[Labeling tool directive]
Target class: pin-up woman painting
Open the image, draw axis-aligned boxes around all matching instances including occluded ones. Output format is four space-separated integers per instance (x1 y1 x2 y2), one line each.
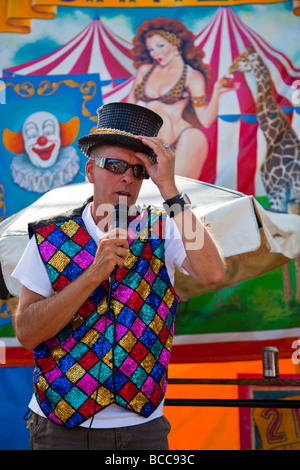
127 17 238 178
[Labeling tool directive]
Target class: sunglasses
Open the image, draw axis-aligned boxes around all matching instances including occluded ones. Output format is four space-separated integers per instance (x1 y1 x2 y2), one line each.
94 157 149 180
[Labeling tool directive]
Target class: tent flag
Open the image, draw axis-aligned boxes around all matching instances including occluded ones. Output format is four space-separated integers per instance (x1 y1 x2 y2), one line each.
0 1 57 34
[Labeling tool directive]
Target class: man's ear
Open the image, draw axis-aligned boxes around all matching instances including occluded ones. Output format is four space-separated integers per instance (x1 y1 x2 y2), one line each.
85 159 95 183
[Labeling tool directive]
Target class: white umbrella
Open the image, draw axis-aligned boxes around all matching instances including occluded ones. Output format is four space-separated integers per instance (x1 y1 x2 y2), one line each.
1 175 299 301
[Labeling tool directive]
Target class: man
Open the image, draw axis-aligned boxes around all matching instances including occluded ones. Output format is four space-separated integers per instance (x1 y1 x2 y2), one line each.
13 102 225 450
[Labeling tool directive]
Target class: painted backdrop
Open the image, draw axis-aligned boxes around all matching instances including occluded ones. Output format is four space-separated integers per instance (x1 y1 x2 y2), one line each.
0 0 300 450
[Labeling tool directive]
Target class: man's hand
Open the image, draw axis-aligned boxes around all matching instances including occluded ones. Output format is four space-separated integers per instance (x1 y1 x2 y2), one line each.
135 136 225 288
135 136 179 201
90 228 130 282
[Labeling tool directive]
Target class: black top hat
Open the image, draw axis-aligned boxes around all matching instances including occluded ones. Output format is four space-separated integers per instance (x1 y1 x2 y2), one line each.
78 102 163 163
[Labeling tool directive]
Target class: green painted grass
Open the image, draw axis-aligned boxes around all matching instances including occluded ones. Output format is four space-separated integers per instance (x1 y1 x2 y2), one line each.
175 264 300 335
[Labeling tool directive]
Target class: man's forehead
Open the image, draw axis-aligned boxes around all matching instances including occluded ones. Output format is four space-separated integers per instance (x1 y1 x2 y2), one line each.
91 144 130 156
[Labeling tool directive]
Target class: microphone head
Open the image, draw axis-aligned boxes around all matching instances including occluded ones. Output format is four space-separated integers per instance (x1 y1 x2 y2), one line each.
113 202 129 230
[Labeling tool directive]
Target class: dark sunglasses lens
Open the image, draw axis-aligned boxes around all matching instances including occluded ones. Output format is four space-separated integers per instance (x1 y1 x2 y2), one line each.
105 159 148 179
107 160 127 174
133 166 149 179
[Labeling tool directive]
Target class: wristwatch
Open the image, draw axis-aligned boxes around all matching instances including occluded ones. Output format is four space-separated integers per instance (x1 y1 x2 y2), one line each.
163 193 192 218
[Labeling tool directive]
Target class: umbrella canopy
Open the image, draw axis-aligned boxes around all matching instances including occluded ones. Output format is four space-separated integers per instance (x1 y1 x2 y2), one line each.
1 176 299 301
3 18 135 81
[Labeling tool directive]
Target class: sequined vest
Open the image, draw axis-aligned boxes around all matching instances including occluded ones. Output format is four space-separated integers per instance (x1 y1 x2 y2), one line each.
28 203 179 428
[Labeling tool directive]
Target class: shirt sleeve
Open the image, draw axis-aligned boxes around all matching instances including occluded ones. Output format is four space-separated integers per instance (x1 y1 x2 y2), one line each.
164 216 189 285
12 236 52 298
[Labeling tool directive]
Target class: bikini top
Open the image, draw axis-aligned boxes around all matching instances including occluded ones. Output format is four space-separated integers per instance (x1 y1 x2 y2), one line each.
134 63 190 105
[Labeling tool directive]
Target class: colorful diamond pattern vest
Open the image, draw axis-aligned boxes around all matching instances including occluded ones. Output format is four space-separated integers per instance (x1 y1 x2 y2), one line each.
29 204 179 428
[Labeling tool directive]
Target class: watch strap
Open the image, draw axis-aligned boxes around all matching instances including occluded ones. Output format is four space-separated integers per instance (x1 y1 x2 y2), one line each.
163 193 191 218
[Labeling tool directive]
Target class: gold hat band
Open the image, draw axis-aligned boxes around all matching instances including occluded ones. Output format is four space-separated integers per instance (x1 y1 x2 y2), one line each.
93 127 139 139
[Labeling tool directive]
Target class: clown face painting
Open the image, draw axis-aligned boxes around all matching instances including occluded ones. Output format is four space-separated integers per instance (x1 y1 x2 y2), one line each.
22 112 61 169
3 111 80 193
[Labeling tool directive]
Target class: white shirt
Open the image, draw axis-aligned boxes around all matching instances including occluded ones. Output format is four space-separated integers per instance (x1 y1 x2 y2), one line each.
13 203 188 428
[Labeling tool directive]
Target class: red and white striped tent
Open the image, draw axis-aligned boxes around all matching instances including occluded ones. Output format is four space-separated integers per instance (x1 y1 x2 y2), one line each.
103 7 300 197
2 18 135 81
194 7 300 197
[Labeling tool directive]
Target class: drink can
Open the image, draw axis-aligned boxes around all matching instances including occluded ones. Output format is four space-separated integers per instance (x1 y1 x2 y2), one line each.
262 347 279 378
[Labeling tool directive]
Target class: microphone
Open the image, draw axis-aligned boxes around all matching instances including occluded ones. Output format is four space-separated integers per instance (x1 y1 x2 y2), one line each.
110 202 129 283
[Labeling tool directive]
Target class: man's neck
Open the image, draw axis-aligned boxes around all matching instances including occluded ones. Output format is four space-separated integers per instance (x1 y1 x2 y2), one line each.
90 201 114 233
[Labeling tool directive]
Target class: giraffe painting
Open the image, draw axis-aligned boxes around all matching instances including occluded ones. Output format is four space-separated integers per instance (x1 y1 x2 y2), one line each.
229 45 300 300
